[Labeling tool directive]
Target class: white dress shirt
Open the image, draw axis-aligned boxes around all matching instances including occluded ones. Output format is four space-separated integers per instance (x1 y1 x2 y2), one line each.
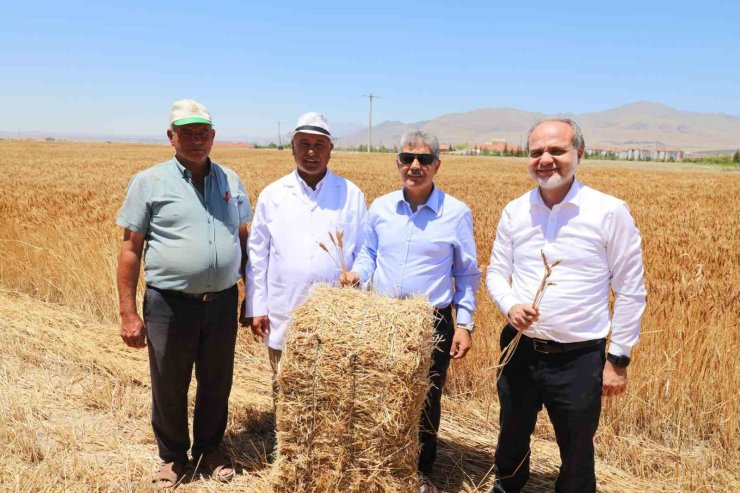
245 169 367 350
486 179 646 357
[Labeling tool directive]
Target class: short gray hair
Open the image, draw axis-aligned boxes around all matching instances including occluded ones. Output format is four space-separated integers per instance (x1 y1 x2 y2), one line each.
399 130 440 158
525 118 585 154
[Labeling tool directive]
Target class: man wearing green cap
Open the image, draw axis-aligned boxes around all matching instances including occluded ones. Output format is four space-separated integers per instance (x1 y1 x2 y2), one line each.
117 99 252 489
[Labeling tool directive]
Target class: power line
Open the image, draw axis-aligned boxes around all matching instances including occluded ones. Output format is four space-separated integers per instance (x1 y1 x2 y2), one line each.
363 93 379 153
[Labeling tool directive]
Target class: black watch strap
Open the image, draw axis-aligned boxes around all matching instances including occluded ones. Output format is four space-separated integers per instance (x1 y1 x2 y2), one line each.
607 353 631 368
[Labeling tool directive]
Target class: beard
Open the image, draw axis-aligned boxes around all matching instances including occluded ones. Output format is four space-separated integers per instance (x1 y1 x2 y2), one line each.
531 170 572 190
529 159 577 191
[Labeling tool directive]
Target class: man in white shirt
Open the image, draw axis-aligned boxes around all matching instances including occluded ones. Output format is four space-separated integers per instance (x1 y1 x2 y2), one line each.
486 119 646 493
244 112 367 392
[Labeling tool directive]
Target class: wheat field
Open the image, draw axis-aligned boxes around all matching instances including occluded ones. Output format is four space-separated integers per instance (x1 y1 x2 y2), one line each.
0 140 738 492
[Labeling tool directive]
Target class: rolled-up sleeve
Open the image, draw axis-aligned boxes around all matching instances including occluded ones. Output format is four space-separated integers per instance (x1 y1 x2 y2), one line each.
486 207 520 318
116 174 151 234
452 209 481 325
236 180 253 224
245 196 270 316
606 202 647 357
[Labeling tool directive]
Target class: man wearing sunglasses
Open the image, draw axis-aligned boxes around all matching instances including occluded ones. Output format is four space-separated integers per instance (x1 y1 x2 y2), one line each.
340 130 481 493
486 119 646 493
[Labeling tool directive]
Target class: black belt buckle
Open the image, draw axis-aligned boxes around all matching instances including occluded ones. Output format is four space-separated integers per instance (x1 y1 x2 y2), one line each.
532 338 552 354
201 292 215 302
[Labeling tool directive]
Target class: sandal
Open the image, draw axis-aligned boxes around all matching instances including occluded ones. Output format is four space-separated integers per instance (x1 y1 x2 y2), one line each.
151 461 186 491
419 473 439 493
198 449 235 483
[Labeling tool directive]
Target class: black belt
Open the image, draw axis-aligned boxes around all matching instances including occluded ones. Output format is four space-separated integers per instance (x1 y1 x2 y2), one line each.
147 284 235 303
523 334 604 355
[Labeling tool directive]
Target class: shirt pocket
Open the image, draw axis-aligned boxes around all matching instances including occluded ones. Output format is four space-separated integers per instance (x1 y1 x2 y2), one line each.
227 195 242 228
214 192 241 232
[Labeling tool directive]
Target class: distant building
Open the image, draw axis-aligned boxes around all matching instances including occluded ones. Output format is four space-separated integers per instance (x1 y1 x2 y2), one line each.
585 147 618 158
657 148 685 161
449 148 480 156
614 147 684 161
478 142 508 153
478 141 524 155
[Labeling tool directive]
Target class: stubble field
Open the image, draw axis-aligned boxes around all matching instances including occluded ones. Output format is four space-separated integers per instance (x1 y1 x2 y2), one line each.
0 140 738 492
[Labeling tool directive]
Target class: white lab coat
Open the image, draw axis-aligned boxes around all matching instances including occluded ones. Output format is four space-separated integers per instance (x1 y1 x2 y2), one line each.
245 169 367 349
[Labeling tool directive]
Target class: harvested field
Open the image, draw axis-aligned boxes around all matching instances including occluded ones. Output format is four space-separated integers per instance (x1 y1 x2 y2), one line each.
0 140 738 491
0 289 657 492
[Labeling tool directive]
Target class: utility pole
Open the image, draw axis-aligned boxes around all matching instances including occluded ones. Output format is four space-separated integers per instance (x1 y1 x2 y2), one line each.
363 93 379 153
277 121 282 149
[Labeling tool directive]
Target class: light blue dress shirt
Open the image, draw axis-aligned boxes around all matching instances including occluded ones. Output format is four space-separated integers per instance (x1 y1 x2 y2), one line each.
352 186 481 325
117 157 252 293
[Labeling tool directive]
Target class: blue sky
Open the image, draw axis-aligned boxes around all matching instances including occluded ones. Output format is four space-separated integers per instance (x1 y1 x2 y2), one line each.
2 0 738 140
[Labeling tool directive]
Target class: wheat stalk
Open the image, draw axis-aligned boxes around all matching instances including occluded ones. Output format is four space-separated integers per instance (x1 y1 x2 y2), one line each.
317 241 341 271
494 249 562 380
328 230 348 273
318 229 348 274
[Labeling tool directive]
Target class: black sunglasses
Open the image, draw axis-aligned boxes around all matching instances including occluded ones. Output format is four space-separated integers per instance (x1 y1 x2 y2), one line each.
397 152 436 166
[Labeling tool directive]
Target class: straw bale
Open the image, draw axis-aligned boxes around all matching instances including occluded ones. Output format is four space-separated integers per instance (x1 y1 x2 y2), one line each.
272 285 436 493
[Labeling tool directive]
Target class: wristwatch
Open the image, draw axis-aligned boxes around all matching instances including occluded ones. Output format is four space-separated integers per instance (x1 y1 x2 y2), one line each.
607 353 631 368
456 322 475 333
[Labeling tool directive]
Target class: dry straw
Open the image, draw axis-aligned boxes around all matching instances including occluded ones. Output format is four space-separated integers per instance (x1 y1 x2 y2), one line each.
271 285 436 492
0 287 683 492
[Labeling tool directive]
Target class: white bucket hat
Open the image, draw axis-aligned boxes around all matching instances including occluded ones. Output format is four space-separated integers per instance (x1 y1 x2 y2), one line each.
169 99 212 126
293 112 332 140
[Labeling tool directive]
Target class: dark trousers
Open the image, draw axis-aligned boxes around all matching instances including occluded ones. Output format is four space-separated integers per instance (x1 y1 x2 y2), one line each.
418 305 454 475
494 325 606 493
144 285 238 463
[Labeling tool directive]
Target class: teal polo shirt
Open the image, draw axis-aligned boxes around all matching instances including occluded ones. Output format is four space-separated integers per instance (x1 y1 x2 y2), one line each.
117 157 252 293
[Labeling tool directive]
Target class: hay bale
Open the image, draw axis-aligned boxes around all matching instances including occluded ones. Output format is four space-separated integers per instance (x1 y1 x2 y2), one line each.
271 285 436 493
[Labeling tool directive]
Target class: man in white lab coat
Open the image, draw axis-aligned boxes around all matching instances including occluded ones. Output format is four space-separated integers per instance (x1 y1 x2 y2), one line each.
244 112 367 389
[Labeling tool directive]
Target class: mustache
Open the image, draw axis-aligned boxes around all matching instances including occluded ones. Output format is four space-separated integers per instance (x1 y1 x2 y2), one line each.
407 170 424 176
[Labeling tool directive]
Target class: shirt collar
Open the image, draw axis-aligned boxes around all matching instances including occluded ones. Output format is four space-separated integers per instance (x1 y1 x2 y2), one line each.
396 185 442 215
530 178 582 209
562 178 582 206
172 156 213 179
293 169 330 194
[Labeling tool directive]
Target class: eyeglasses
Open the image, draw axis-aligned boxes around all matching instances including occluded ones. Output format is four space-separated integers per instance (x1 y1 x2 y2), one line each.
177 130 213 141
397 153 436 166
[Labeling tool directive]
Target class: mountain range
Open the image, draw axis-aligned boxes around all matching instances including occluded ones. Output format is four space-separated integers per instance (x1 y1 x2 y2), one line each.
336 102 740 152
